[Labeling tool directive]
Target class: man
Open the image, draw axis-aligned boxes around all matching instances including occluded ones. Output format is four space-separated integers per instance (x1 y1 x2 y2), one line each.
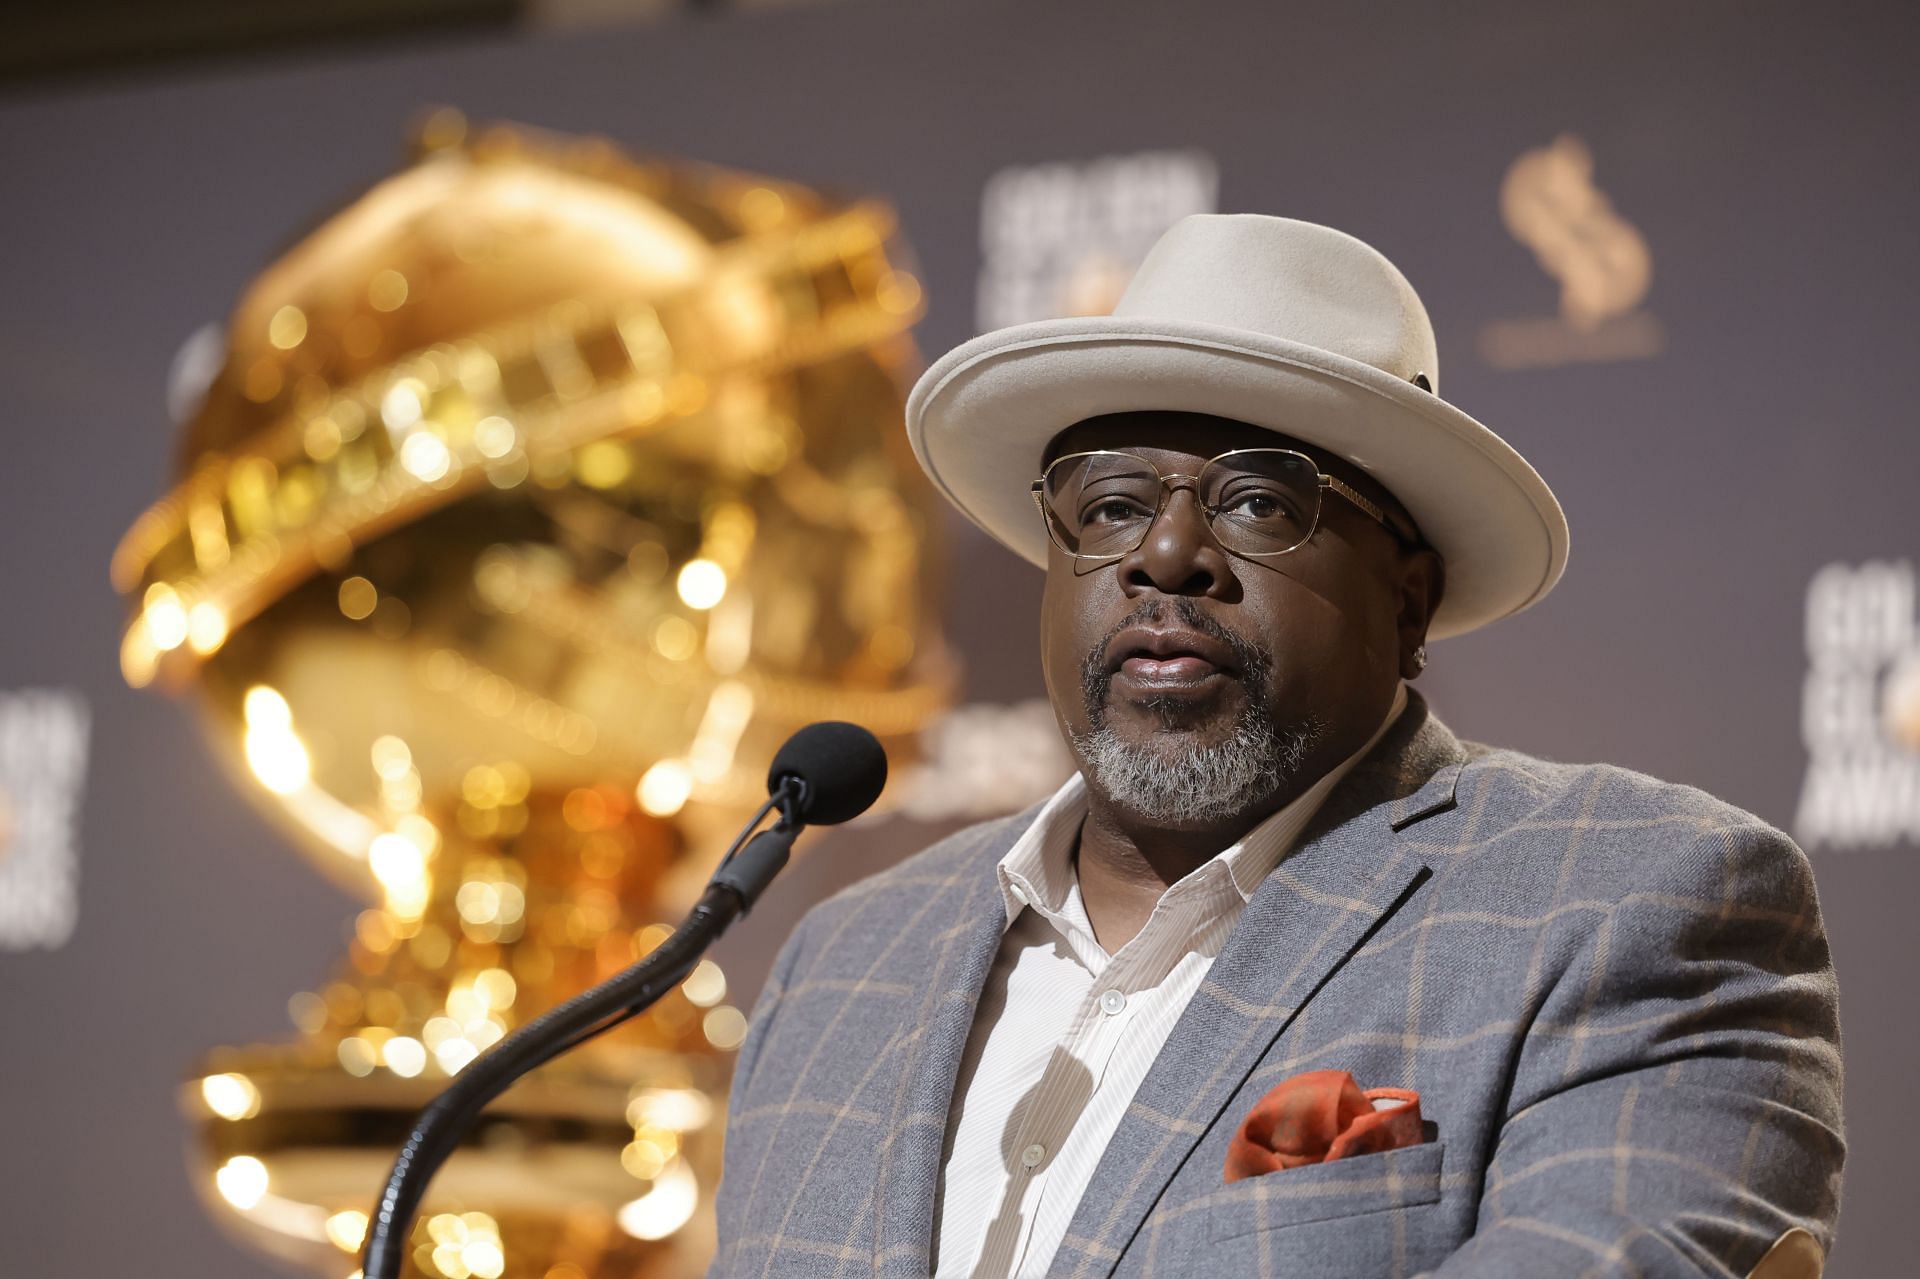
708 216 1843 1278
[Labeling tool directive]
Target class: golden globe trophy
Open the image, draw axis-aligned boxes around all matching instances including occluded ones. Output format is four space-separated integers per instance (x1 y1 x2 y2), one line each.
113 115 949 1278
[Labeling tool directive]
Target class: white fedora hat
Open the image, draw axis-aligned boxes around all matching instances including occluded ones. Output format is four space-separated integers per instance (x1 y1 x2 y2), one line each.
905 214 1569 639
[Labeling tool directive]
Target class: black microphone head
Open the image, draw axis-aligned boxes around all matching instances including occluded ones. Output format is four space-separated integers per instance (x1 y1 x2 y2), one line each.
767 721 888 826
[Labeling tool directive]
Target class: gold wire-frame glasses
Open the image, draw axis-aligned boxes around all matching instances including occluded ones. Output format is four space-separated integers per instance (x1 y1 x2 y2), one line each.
1031 447 1418 562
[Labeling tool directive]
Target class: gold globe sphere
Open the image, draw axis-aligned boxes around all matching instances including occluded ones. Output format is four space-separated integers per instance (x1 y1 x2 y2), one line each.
116 116 949 1278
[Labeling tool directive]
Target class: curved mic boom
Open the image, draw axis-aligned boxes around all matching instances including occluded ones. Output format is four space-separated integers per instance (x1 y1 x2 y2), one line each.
360 721 887 1278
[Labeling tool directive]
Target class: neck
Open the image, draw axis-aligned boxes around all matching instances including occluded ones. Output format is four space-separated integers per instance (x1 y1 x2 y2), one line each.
1069 691 1407 953
1071 743 1337 953
1076 777 1296 889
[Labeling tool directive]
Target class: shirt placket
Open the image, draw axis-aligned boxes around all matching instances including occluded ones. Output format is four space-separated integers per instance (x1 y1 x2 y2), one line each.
994 925 1109 1271
1001 873 1229 1275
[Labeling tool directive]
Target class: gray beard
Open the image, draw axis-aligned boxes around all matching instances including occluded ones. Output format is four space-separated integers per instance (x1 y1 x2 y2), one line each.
1068 599 1327 826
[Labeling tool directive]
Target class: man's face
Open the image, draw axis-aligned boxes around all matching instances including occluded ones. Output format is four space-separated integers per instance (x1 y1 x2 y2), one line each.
1039 411 1440 830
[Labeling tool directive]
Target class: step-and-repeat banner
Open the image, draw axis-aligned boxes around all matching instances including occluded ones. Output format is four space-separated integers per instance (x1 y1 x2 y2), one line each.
1 2 1913 1275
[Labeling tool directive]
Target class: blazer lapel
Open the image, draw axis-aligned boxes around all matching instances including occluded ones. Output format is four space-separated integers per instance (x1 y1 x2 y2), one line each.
873 808 1038 1275
1052 701 1469 1279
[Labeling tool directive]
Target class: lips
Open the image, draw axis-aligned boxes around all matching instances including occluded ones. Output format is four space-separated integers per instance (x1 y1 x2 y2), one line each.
1106 625 1238 687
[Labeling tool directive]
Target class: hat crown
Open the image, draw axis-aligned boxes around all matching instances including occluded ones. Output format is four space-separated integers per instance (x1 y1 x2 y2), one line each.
1114 214 1440 392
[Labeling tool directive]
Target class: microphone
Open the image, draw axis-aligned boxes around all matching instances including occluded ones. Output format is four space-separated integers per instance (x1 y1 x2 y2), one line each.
360 721 887 1279
708 721 887 907
770 719 890 826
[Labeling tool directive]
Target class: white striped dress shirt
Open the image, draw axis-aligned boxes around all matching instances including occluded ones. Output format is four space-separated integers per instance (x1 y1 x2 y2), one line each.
931 685 1407 1278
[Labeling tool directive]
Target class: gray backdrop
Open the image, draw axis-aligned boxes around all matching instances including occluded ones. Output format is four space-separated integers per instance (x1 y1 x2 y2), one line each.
1 1 1915 1274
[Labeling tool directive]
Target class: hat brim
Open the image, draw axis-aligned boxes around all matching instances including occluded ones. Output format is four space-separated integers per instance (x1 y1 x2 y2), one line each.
905 315 1569 640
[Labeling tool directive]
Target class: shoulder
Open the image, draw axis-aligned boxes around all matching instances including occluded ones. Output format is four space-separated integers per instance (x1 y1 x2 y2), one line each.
1447 744 1815 906
1460 742 1756 825
780 804 1040 958
1434 749 1835 1069
825 804 1040 907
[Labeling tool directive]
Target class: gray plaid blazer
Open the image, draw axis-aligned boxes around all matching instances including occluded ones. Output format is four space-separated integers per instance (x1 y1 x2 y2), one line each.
709 694 1844 1277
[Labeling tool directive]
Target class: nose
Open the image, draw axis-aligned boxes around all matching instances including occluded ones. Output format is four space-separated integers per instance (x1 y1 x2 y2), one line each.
1117 484 1233 598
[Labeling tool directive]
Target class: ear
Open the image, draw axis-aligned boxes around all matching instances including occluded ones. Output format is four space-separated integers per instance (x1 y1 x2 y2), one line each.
1393 547 1445 680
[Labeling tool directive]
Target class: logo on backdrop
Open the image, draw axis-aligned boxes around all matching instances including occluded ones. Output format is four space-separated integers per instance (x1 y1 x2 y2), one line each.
1480 133 1664 370
1795 560 1920 851
0 688 90 950
976 150 1219 331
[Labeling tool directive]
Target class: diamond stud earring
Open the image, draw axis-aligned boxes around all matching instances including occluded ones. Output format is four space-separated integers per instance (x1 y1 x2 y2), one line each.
1412 645 1428 672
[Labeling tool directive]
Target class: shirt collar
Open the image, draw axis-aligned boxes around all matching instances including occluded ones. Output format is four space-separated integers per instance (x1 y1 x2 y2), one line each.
995 773 1088 928
995 682 1409 928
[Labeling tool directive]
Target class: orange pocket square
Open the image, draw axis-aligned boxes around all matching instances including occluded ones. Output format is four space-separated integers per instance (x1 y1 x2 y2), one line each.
1223 1068 1425 1184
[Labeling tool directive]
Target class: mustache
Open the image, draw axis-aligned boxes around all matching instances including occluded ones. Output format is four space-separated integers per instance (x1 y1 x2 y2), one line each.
1080 598 1272 723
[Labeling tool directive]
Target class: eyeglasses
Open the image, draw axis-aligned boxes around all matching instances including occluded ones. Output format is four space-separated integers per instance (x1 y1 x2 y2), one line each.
1031 448 1417 562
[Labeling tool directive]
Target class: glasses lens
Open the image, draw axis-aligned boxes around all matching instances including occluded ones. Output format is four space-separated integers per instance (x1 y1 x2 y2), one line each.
1200 450 1322 556
1041 452 1162 558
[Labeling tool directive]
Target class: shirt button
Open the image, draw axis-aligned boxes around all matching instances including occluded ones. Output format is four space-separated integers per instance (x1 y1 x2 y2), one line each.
1020 1143 1046 1169
1099 989 1127 1016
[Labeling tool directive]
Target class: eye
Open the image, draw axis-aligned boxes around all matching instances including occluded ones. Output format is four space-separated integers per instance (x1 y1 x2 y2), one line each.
1217 488 1301 523
1081 495 1153 526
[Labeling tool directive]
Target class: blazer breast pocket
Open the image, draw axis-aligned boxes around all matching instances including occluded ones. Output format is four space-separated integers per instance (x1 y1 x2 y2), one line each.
1201 1140 1447 1242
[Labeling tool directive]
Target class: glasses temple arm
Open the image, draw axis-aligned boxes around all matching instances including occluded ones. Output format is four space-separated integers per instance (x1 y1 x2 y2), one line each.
1321 475 1421 548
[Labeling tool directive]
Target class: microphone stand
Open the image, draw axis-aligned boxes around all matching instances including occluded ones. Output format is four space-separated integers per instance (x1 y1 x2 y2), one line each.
360 779 809 1279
